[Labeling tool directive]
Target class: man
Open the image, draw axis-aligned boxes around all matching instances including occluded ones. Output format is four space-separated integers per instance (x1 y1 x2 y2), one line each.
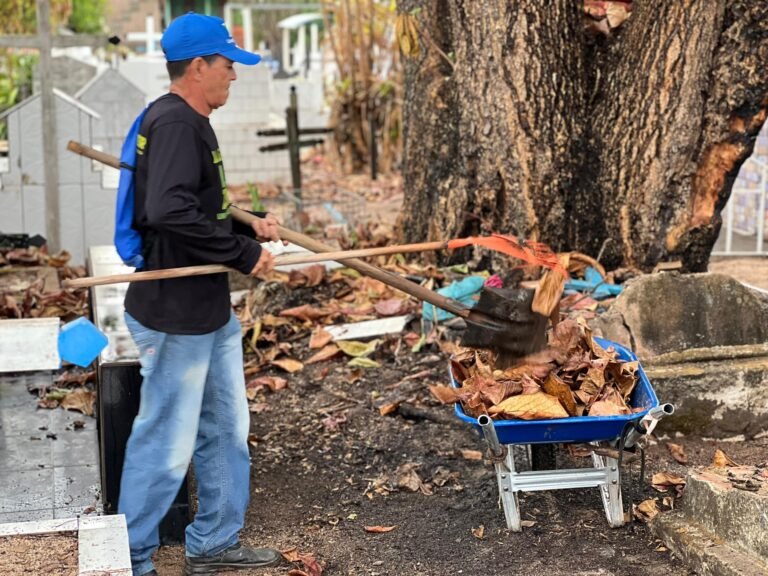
119 12 283 576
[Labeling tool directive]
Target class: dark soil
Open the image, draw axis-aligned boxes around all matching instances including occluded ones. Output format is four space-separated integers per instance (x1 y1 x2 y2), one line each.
153 340 766 576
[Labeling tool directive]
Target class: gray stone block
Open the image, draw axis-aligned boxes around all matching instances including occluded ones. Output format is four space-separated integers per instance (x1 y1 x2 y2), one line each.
591 273 768 359
652 469 768 575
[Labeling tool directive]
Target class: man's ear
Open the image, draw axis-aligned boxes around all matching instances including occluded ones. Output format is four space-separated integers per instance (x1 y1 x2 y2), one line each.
190 56 207 79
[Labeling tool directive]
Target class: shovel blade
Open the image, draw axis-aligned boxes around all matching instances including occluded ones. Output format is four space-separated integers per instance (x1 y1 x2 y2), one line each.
461 287 548 358
58 317 108 368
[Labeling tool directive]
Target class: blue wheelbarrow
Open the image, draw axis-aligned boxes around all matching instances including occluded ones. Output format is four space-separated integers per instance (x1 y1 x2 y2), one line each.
452 337 674 531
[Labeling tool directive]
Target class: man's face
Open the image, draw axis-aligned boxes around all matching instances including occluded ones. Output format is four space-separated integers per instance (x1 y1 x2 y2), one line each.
200 56 237 110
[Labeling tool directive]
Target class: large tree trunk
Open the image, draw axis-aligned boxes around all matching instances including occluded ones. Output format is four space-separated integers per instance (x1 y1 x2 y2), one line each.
400 0 768 272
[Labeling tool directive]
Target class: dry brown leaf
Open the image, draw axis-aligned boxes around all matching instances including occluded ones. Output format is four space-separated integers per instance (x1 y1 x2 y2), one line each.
666 442 688 464
279 304 331 323
634 499 660 522
542 372 577 415
588 400 630 417
378 402 400 416
488 392 568 420
471 525 485 539
287 264 325 288
247 376 288 394
262 314 292 327
271 358 304 373
309 327 333 349
364 525 397 533
374 298 409 316
532 266 567 317
396 463 424 492
299 264 326 287
651 472 686 492
60 388 95 417
460 449 483 461
281 548 301 562
712 448 739 468
296 552 324 576
428 384 461 404
306 344 340 364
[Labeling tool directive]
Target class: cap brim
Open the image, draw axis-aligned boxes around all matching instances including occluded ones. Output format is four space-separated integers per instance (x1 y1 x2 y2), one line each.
220 46 261 65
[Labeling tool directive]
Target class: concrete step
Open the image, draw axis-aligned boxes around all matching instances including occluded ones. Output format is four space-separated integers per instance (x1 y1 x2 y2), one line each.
652 468 768 576
653 513 768 576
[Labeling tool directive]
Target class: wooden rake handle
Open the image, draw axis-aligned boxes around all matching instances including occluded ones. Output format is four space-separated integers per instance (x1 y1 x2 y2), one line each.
62 241 447 289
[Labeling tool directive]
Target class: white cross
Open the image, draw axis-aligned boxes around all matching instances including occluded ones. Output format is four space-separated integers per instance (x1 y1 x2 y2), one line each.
127 15 163 55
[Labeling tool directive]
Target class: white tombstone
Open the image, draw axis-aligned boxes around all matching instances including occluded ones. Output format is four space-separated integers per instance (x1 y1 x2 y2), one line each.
117 54 169 104
0 90 106 265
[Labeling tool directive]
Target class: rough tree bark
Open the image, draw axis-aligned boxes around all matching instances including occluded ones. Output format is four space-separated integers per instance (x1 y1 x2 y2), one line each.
399 0 768 272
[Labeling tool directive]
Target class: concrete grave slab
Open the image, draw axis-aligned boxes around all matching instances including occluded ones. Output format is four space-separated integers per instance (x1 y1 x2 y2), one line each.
0 318 60 372
0 514 131 575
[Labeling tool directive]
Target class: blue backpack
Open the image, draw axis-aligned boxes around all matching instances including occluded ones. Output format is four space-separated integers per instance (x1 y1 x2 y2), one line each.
114 105 151 269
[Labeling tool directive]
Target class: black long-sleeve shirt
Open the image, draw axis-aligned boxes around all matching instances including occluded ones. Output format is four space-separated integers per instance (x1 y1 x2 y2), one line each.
124 93 261 334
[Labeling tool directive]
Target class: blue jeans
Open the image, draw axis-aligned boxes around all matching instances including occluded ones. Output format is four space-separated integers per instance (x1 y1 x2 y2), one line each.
120 312 251 576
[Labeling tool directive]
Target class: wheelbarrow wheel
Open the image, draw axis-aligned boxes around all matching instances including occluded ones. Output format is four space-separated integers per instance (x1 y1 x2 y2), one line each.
530 444 557 471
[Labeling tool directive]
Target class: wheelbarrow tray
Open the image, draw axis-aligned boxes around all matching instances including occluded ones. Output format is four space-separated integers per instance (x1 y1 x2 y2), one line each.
452 338 659 445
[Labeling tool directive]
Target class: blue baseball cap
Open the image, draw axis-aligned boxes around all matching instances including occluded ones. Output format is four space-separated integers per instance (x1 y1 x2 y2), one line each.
161 12 261 65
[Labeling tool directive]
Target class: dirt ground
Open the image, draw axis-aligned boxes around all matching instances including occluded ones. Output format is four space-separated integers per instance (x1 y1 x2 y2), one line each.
151 337 766 576
147 235 768 576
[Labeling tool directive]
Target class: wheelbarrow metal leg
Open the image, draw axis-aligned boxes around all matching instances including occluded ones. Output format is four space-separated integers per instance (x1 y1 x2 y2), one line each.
495 446 521 531
479 415 521 531
592 446 625 527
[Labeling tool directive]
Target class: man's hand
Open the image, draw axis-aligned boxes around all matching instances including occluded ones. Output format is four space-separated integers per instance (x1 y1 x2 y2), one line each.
250 248 274 277
250 213 281 242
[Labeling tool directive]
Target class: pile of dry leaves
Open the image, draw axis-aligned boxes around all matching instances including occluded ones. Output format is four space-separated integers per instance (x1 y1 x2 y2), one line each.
429 318 641 421
0 247 88 321
234 263 426 379
21 368 98 417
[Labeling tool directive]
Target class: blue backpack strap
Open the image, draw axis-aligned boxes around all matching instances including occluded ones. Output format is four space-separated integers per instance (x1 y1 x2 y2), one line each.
114 104 151 269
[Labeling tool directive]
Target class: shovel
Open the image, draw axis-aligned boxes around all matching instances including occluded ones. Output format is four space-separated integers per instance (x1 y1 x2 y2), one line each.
66 141 549 359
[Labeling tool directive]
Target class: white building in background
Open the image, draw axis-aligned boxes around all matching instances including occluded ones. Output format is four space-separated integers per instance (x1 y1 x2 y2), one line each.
275 12 324 75
715 126 768 256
